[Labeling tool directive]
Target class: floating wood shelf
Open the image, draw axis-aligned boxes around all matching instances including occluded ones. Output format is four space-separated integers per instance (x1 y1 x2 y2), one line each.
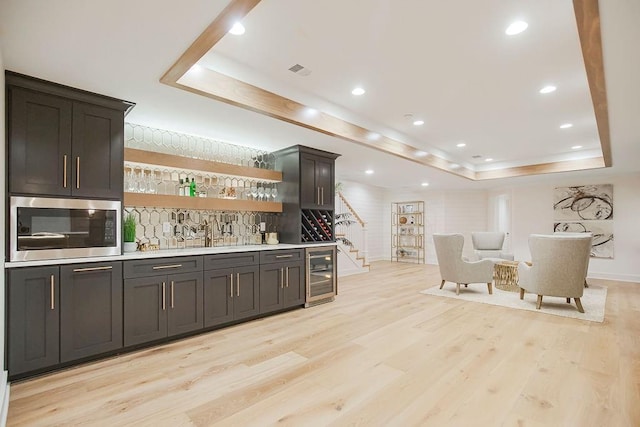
124 148 283 181
124 193 282 213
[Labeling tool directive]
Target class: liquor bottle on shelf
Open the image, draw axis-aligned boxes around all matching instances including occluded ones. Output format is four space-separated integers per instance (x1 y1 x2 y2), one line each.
178 178 185 196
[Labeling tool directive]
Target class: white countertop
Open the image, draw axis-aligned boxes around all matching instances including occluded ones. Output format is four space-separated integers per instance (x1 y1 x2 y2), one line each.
5 242 337 268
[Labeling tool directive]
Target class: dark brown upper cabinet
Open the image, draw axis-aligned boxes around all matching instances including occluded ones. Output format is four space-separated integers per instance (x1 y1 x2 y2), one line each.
6 71 135 199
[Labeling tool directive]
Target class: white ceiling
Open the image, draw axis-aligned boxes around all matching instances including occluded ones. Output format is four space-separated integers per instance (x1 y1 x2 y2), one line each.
0 0 638 190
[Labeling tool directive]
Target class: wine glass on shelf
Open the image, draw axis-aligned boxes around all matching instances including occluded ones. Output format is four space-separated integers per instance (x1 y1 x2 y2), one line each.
250 181 258 200
263 185 271 202
271 183 278 201
257 183 265 201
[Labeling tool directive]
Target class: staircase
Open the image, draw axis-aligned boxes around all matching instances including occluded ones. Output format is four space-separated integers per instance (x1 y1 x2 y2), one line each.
336 192 369 276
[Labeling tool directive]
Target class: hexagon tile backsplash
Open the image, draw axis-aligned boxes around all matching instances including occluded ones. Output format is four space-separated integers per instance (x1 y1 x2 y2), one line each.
124 207 279 249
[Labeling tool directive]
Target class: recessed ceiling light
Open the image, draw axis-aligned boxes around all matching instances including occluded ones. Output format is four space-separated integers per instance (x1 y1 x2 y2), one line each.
365 169 374 174
450 163 461 169
414 150 429 157
560 123 573 129
456 143 466 148
413 120 425 126
539 85 557 94
352 87 365 96
421 182 430 187
229 22 245 35
485 158 494 162
367 132 381 141
505 21 528 35
571 145 583 150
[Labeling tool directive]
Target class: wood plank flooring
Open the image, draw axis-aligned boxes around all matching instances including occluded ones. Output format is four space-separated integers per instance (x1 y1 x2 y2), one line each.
7 261 640 426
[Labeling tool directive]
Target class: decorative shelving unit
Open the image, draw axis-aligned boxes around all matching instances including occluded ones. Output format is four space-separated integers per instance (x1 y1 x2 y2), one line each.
124 148 283 213
391 201 425 263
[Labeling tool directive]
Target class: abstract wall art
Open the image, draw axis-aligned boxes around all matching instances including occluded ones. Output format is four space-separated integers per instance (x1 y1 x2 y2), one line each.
553 184 614 258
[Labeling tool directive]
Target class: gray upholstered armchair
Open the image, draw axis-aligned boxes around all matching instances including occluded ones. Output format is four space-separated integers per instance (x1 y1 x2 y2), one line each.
518 234 592 312
471 231 514 260
433 233 494 295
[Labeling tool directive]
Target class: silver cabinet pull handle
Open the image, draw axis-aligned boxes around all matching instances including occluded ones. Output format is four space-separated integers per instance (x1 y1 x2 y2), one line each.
275 254 293 259
152 264 182 270
286 267 289 287
230 273 234 298
76 156 80 189
321 187 324 205
162 282 166 310
170 281 174 308
236 273 240 297
317 187 321 205
280 268 284 288
72 266 113 272
50 275 55 310
63 155 68 188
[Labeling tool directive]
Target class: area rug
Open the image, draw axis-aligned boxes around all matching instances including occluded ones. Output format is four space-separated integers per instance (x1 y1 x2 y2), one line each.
420 283 607 323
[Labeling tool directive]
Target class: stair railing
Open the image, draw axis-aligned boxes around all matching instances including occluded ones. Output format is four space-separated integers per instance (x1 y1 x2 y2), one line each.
336 192 368 266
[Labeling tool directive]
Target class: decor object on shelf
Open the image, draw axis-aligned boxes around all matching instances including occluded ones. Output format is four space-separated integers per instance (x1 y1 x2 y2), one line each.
433 233 494 295
391 201 424 263
471 231 514 260
518 234 592 313
553 184 614 258
123 213 137 252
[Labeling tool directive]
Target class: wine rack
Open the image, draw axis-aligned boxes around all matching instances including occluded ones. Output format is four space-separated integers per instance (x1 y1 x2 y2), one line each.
301 209 334 242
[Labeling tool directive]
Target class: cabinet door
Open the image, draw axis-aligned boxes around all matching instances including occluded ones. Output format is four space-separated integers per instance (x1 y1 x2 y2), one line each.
203 268 234 328
259 264 284 314
315 158 334 209
9 87 72 196
124 277 167 346
71 102 124 199
8 266 60 376
283 262 305 308
234 265 260 320
167 271 204 337
300 154 318 207
59 263 123 363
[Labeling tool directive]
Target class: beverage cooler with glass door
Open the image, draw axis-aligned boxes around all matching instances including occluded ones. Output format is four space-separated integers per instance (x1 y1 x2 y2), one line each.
305 246 337 307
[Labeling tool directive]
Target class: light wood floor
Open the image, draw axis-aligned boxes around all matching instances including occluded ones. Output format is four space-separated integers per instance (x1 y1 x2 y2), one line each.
7 261 640 426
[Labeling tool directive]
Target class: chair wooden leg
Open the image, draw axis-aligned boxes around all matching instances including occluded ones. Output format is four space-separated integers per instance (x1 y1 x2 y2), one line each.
487 282 493 295
464 284 468 288
440 279 445 289
519 288 525 300
456 283 461 295
584 280 588 288
536 295 543 309
566 297 571 303
575 298 585 313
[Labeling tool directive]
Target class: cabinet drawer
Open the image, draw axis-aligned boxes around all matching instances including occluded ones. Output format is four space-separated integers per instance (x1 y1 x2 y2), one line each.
260 249 304 264
204 252 259 270
124 256 202 279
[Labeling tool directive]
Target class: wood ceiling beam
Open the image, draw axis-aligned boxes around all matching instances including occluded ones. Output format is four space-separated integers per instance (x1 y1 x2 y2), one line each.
161 0 611 181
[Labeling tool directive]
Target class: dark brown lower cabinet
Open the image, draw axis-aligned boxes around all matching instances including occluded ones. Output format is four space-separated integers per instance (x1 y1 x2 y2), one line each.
8 262 122 377
204 265 260 328
8 266 60 376
59 263 123 362
259 261 305 313
124 271 203 347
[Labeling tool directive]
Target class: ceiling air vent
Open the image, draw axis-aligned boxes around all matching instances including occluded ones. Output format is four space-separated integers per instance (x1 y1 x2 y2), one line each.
472 155 482 159
288 63 312 76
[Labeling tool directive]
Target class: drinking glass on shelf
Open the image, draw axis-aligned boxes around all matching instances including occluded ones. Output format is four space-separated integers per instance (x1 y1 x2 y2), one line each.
271 183 278 201
263 185 272 201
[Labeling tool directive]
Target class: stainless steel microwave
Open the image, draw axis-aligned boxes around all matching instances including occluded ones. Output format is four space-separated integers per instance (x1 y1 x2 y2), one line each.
10 196 121 262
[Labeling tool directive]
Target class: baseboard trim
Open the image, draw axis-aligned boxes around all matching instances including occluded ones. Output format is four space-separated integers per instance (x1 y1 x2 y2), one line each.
588 272 640 283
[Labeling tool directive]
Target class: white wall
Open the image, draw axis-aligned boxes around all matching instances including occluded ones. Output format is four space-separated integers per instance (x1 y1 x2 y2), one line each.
336 179 387 261
384 189 488 264
508 173 640 282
